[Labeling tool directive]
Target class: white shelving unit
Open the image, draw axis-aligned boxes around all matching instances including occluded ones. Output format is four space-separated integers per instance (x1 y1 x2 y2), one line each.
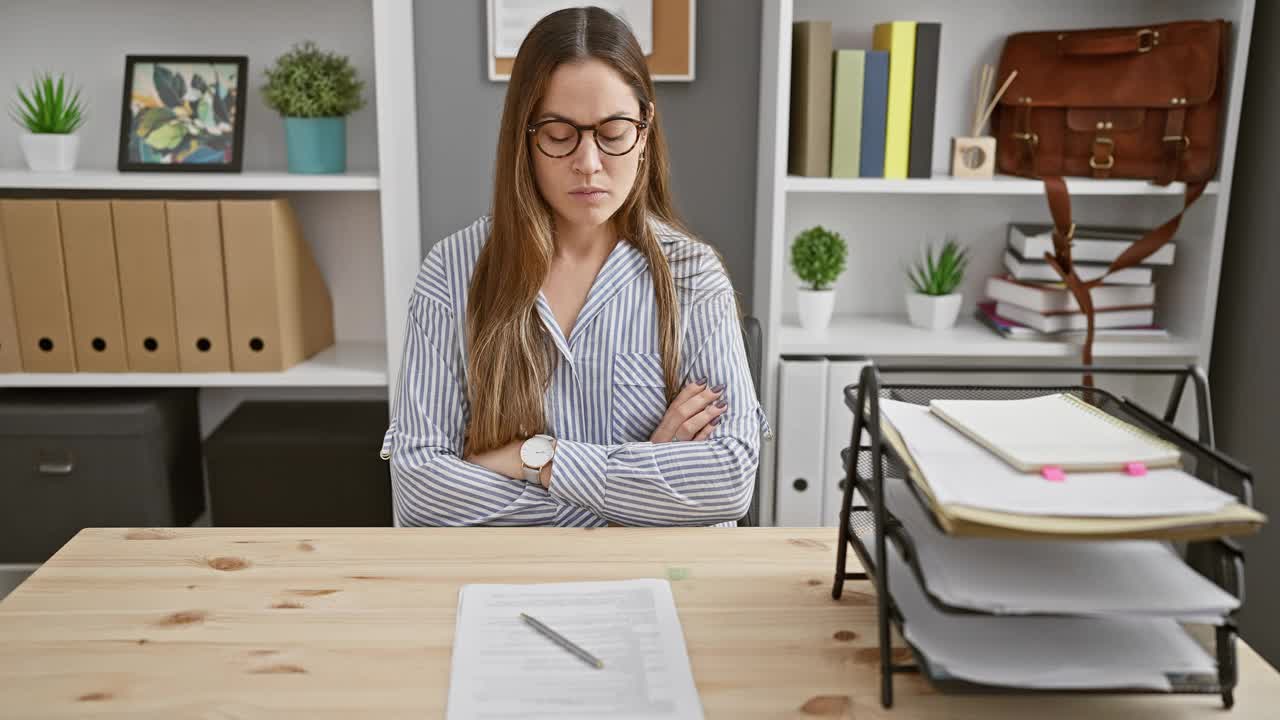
754 0 1256 526
0 1 422 583
0 0 420 404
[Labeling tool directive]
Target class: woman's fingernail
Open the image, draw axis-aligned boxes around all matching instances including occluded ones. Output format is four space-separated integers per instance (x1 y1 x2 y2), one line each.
711 383 726 393
715 398 727 408
711 415 723 425
696 376 708 386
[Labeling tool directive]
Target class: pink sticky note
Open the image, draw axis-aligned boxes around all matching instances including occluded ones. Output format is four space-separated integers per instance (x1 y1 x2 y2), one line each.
1126 462 1148 477
1041 466 1066 482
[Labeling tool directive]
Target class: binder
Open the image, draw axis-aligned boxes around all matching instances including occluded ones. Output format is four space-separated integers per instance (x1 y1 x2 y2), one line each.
0 200 76 372
830 50 865 179
858 50 889 178
822 361 869 526
774 358 828 526
0 214 21 372
907 22 941 179
111 200 180 372
166 201 232 372
787 21 833 177
872 21 916 179
219 198 334 372
57 200 129 372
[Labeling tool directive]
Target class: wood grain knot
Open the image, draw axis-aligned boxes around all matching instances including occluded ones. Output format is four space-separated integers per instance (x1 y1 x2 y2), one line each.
136 638 150 645
788 538 829 550
77 691 113 702
186 585 198 590
248 649 279 657
297 542 316 552
807 578 823 586
800 695 851 715
271 601 305 610
833 630 858 642
286 589 339 597
249 664 307 674
125 529 175 540
347 575 391 581
208 556 250 571
156 610 207 627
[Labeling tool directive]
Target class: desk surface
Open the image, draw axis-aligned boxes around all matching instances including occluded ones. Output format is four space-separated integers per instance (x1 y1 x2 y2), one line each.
0 527 1276 718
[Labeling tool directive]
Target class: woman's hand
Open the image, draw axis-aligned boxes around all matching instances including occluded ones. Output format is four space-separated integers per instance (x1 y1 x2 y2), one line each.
649 380 727 443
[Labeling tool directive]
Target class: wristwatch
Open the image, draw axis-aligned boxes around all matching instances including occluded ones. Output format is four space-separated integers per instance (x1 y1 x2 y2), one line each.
520 434 557 484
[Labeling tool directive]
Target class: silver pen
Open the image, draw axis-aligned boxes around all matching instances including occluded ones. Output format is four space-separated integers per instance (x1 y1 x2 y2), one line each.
519 612 605 669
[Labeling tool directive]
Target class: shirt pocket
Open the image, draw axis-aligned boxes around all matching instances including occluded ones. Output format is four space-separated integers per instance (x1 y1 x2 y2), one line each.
611 352 668 443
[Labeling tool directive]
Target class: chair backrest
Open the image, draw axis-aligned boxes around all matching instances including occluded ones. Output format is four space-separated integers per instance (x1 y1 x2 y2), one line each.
740 316 763 526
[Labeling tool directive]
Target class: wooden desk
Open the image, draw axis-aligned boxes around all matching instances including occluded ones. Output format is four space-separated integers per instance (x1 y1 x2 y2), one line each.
0 527 1276 718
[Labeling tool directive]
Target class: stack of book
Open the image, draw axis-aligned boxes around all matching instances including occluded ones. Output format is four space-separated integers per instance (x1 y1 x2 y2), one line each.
976 223 1175 342
788 20 940 180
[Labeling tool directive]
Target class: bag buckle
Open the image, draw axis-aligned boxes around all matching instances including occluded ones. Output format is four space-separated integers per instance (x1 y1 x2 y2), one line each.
1012 131 1038 146
1137 28 1159 53
1090 137 1115 170
1163 135 1191 149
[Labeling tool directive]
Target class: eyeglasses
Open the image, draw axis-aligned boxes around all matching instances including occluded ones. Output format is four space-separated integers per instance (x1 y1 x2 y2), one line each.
527 117 648 158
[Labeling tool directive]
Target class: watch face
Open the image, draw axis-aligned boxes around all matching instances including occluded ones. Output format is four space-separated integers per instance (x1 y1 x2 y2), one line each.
521 436 554 467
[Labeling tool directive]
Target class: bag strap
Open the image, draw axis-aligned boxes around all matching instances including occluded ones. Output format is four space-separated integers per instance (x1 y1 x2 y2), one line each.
1040 177 1206 383
1059 28 1160 57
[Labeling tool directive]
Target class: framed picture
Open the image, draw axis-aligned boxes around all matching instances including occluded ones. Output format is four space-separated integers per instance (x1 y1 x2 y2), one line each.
118 55 248 172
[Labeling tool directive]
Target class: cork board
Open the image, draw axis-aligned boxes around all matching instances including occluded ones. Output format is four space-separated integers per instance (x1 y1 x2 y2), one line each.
487 0 695 82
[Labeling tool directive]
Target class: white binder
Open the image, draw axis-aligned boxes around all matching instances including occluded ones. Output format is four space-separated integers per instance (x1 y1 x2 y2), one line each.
774 358 828 526
822 361 870 526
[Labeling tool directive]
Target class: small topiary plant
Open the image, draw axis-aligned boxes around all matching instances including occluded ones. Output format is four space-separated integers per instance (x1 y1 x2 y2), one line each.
261 41 365 118
790 225 848 291
908 237 969 296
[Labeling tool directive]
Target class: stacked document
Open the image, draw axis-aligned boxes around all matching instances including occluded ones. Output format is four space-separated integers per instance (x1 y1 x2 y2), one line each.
859 514 1219 691
880 476 1239 622
447 579 704 719
875 398 1265 540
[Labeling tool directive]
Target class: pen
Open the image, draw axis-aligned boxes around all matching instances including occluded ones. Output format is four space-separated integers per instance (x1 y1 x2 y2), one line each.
519 612 605 669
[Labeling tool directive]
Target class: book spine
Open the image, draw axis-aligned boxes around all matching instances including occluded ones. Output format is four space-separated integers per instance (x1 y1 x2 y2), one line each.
873 21 915 179
859 51 889 178
830 50 865 178
908 23 940 179
788 22 834 177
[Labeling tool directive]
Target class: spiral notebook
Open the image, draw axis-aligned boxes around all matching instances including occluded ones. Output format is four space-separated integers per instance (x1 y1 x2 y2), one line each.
928 393 1182 473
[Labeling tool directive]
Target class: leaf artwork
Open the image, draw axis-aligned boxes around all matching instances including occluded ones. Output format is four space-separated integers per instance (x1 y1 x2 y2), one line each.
129 62 238 165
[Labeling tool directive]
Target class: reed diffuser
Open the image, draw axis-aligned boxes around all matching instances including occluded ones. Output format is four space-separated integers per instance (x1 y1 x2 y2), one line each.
950 64 1016 178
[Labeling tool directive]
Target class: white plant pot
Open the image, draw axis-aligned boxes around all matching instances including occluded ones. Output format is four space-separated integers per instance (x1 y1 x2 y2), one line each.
19 133 80 172
906 292 963 330
796 288 836 331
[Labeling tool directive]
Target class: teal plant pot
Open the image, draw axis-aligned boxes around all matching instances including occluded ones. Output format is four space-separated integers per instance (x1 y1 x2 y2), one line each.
284 116 347 174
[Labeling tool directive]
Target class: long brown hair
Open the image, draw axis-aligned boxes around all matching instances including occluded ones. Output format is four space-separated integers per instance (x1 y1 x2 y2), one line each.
464 6 690 456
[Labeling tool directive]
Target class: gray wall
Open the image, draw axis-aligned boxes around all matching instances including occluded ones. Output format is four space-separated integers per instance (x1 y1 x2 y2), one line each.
414 1 762 312
1211 2 1280 668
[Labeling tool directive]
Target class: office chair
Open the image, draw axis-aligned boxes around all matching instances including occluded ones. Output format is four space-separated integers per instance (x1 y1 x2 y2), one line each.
739 316 764 526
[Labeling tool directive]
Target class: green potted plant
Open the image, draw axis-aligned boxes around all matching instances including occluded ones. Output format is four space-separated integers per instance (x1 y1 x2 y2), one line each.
790 225 848 331
11 72 86 172
261 41 365 174
906 236 969 330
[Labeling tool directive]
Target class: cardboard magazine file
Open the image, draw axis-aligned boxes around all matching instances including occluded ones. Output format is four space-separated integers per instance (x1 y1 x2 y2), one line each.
0 200 76 372
218 198 334 372
0 210 23 372
111 200 180 372
166 201 232 372
58 200 129 372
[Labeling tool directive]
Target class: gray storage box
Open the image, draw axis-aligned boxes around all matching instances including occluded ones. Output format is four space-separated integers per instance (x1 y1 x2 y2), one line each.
204 401 391 527
0 389 204 563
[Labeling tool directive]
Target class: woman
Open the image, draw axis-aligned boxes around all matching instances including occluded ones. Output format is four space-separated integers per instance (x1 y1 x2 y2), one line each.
381 6 770 527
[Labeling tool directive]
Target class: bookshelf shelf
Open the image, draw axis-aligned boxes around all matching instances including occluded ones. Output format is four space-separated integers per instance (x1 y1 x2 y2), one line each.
777 315 1199 358
786 174 1222 196
0 341 388 388
0 169 380 192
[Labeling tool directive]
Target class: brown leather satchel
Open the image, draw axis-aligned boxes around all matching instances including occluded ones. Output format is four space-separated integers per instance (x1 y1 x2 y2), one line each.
991 21 1229 369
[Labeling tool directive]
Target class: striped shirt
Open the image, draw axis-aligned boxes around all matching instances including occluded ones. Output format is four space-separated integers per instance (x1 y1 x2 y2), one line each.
381 215 771 527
